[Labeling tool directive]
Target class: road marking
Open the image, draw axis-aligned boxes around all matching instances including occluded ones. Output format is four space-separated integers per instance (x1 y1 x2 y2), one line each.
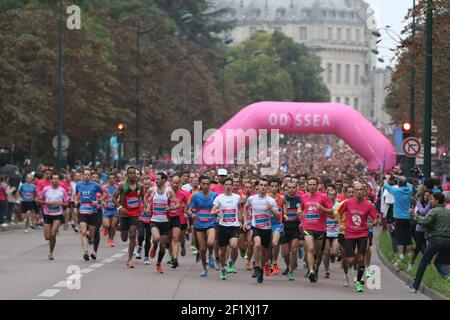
38 289 60 297
80 268 94 274
111 253 125 258
53 281 68 288
101 258 115 263
67 274 83 281
90 263 104 268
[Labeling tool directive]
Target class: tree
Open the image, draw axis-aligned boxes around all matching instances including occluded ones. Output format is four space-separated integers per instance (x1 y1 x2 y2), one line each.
384 0 449 144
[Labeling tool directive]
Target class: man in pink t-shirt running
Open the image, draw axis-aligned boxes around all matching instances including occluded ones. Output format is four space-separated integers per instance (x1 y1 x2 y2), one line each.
338 182 379 293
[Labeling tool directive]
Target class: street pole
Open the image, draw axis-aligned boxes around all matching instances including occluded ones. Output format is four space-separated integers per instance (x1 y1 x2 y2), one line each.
406 0 417 177
56 0 64 171
423 0 433 178
135 24 141 166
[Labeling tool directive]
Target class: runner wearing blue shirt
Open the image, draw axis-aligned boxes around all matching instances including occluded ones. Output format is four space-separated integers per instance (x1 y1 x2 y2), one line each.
18 174 36 233
189 175 217 277
74 169 106 261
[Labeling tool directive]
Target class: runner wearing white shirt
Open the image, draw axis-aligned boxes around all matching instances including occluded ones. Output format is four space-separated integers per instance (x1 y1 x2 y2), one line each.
37 174 69 260
244 178 280 283
211 178 242 280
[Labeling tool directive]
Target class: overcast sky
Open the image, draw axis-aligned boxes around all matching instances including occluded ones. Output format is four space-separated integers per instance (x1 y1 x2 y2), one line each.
365 0 415 67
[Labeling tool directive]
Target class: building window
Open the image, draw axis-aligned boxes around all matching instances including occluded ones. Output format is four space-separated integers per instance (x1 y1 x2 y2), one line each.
328 27 332 40
299 27 308 40
327 63 333 84
345 64 351 85
337 28 342 41
249 26 257 35
336 64 341 84
346 28 351 42
354 98 359 110
345 97 350 105
355 29 361 43
336 97 341 103
354 64 360 85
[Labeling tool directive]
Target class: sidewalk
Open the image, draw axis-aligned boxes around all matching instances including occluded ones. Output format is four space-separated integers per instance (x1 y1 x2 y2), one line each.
0 221 25 232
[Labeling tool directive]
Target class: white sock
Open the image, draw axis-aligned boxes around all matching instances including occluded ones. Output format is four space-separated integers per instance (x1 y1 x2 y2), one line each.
399 254 404 260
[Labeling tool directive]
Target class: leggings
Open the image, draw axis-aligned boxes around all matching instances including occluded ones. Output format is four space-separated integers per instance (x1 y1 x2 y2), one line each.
138 221 152 258
94 210 102 253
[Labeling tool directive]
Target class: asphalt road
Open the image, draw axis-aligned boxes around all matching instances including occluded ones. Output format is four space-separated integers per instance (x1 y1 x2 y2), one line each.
0 226 429 300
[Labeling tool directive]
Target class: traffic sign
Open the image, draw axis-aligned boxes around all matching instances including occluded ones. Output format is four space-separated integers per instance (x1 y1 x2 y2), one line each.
402 137 422 158
52 135 70 150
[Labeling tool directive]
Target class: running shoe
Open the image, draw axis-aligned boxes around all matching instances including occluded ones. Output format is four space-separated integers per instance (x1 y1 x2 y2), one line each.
103 228 108 236
325 271 330 278
256 267 264 283
127 261 135 268
136 246 142 259
171 258 179 269
83 252 90 261
48 253 54 261
263 264 271 277
200 268 208 277
144 257 150 265
150 245 156 259
74 225 80 233
167 256 173 265
185 233 190 241
308 270 315 283
282 268 289 276
271 263 280 275
407 283 417 293
355 281 364 292
181 245 186 257
337 254 342 262
240 251 245 258
220 268 227 280
251 268 258 278
156 264 164 273
287 272 294 281
365 269 373 279
227 262 237 274
303 262 308 270
191 245 197 254
330 255 336 263
208 256 216 269
25 228 29 233
343 275 349 287
90 253 97 261
196 252 200 262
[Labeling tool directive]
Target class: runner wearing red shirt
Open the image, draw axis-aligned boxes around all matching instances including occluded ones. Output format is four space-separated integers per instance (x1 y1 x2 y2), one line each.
112 167 144 268
338 182 379 292
300 177 334 283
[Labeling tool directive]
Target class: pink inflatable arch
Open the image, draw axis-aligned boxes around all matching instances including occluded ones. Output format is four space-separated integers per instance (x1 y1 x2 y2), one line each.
202 102 396 171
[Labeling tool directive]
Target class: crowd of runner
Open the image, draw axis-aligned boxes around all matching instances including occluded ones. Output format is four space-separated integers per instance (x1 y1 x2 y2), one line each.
3 160 449 293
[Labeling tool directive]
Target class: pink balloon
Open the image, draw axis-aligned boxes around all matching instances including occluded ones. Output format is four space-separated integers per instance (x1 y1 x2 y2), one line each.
202 102 396 171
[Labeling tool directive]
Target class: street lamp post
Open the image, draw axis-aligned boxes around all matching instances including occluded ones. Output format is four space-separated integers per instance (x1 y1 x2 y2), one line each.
406 0 417 176
56 0 64 171
423 0 433 178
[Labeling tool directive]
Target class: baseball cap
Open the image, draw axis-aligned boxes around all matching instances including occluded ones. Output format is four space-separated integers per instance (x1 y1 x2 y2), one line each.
218 169 228 176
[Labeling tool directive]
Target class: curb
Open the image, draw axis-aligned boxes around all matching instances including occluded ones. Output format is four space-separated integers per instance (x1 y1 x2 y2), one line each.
376 231 449 301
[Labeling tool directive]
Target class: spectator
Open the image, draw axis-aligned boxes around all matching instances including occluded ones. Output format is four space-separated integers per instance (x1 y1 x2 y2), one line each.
384 176 414 266
444 191 450 210
0 176 8 227
408 192 450 292
6 181 18 225
381 175 397 253
408 190 433 271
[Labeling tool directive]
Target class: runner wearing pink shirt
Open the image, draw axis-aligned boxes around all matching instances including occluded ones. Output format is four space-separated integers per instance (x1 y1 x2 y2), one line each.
168 174 190 268
300 177 334 283
338 182 379 292
38 174 69 260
